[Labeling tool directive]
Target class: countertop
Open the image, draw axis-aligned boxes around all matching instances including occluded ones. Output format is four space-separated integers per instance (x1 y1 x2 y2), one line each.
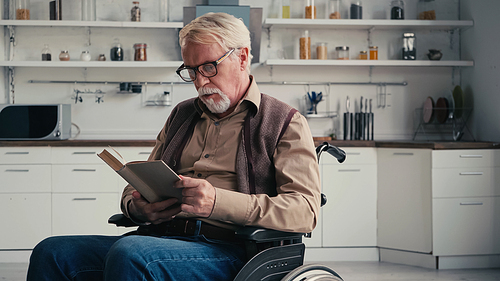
1 139 499 150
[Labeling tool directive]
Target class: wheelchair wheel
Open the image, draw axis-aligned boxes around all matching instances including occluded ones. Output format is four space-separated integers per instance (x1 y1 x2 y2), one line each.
280 263 343 281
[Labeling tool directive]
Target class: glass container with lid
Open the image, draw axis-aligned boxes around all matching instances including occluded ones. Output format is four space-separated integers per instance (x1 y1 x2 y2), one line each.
134 43 147 61
131 1 141 22
59 50 70 61
80 51 91 61
98 54 106 61
350 0 362 19
42 44 52 61
369 46 378 60
316 42 328 60
299 30 311 59
16 0 30 20
418 0 436 20
110 39 123 61
305 0 316 19
282 0 290 18
329 0 341 19
390 0 404 20
358 50 367 60
336 46 349 60
81 0 96 21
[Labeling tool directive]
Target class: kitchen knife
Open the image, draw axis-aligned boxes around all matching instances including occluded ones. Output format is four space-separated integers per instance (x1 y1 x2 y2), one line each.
360 96 364 140
370 99 374 140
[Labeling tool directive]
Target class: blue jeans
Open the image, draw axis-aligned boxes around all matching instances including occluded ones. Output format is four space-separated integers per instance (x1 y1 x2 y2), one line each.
27 234 246 281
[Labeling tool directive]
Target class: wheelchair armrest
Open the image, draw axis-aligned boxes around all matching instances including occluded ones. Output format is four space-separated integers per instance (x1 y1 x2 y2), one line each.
108 213 138 227
235 226 304 243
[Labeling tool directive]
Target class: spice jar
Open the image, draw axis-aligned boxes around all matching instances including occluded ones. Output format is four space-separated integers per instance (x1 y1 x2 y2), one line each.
134 43 147 61
16 0 30 20
350 1 362 19
299 30 311 60
131 1 141 22
358 50 368 60
282 0 290 18
98 54 106 61
369 46 378 60
41 44 52 61
80 51 91 61
336 46 349 60
316 43 328 60
403 33 416 60
390 0 405 20
305 0 316 19
59 50 70 61
329 0 341 19
110 39 123 61
418 0 436 20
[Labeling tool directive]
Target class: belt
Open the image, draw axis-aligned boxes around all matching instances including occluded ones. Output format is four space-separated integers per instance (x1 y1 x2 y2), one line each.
137 218 236 242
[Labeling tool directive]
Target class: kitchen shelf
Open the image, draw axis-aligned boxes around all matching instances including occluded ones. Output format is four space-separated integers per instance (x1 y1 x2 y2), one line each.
265 59 474 67
263 19 474 31
0 20 183 29
0 61 183 68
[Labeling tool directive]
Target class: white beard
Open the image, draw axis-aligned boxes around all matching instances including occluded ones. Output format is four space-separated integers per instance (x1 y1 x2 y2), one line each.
198 87 231 114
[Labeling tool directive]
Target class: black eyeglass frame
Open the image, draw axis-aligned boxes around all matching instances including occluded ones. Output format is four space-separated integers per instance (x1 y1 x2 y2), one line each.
176 48 236 82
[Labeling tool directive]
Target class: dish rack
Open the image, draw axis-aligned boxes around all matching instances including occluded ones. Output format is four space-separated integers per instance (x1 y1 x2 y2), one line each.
413 108 474 141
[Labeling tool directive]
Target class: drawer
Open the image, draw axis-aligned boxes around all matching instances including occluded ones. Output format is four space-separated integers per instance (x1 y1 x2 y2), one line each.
0 164 51 193
0 147 51 164
433 197 500 256
432 150 494 168
116 147 153 162
0 193 51 249
51 147 107 164
52 164 118 193
432 167 498 198
52 193 119 236
320 147 376 165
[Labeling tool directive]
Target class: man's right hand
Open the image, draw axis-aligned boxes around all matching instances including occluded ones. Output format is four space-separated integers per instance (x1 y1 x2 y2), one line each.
128 191 182 225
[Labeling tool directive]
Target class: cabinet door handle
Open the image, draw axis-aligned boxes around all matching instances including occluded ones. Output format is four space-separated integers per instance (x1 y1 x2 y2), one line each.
460 202 483 206
346 152 361 156
393 153 414 156
338 169 361 172
72 198 97 201
5 169 29 172
5 152 29 155
72 152 96 155
459 155 483 158
459 172 484 176
138 152 150 155
72 169 97 172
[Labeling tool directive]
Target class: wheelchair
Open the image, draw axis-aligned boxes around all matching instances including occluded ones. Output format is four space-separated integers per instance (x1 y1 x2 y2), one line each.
108 142 345 281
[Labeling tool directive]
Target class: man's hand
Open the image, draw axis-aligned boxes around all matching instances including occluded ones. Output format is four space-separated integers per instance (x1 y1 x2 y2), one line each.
175 175 216 217
129 191 182 225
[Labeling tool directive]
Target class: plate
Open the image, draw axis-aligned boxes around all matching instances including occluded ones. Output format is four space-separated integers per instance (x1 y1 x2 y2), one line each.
435 97 449 124
423 96 434 123
453 85 464 119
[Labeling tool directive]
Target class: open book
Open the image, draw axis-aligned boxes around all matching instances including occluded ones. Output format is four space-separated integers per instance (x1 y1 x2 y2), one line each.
97 149 182 203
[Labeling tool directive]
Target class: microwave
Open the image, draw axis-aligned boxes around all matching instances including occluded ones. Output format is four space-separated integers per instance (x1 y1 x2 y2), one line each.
0 104 71 140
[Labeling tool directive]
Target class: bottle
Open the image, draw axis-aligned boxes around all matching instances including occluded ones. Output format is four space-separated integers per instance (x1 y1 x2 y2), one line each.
16 0 30 20
369 46 378 60
305 0 316 19
134 43 147 61
282 0 290 19
316 42 328 60
329 0 341 19
80 51 91 61
98 54 106 61
49 0 62 20
299 30 311 59
41 44 52 61
390 0 404 20
81 0 96 21
59 50 70 61
350 0 362 19
110 39 124 61
131 1 141 22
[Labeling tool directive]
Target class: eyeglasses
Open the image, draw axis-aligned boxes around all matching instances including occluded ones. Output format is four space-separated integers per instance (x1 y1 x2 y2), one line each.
176 48 235 82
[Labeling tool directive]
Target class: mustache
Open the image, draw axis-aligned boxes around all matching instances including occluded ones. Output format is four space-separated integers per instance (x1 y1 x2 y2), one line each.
198 87 224 96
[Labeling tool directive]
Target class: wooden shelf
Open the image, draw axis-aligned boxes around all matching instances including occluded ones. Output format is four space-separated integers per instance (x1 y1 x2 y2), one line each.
0 20 183 29
0 61 183 68
265 59 474 67
263 19 474 31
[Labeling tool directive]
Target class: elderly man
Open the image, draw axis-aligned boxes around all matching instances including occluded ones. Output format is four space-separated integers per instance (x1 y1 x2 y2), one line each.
27 12 320 281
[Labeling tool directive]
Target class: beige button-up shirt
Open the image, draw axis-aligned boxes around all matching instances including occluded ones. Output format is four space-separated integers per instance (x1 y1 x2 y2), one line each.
122 77 321 233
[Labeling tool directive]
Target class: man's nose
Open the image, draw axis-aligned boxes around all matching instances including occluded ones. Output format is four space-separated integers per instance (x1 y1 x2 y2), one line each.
194 73 210 88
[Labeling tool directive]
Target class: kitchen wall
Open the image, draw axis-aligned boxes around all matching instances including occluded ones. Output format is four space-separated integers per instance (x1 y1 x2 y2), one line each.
460 0 500 142
1 0 464 141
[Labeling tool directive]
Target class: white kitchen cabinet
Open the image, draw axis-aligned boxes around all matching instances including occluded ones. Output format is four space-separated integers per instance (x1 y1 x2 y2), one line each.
52 164 118 193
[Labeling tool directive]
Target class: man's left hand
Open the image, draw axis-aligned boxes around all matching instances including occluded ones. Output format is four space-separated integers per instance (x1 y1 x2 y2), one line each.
175 175 216 217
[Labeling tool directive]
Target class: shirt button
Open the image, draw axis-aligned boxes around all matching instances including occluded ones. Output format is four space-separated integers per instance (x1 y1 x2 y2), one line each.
197 173 202 177
204 154 209 158
214 121 220 126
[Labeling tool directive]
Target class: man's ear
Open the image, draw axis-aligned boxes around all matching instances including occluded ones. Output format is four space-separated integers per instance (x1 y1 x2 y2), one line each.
238 47 249 71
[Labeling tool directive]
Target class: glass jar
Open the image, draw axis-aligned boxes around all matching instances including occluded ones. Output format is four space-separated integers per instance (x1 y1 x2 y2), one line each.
131 1 141 22
134 43 147 61
98 54 106 61
358 50 368 60
49 0 62 20
59 50 70 61
329 0 341 19
299 30 311 60
16 0 30 20
390 0 404 20
336 46 349 60
41 44 52 61
369 46 378 60
81 0 96 21
350 0 362 19
110 39 123 61
403 32 416 60
316 42 328 60
281 0 290 19
80 51 91 61
418 0 436 20
305 0 316 19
